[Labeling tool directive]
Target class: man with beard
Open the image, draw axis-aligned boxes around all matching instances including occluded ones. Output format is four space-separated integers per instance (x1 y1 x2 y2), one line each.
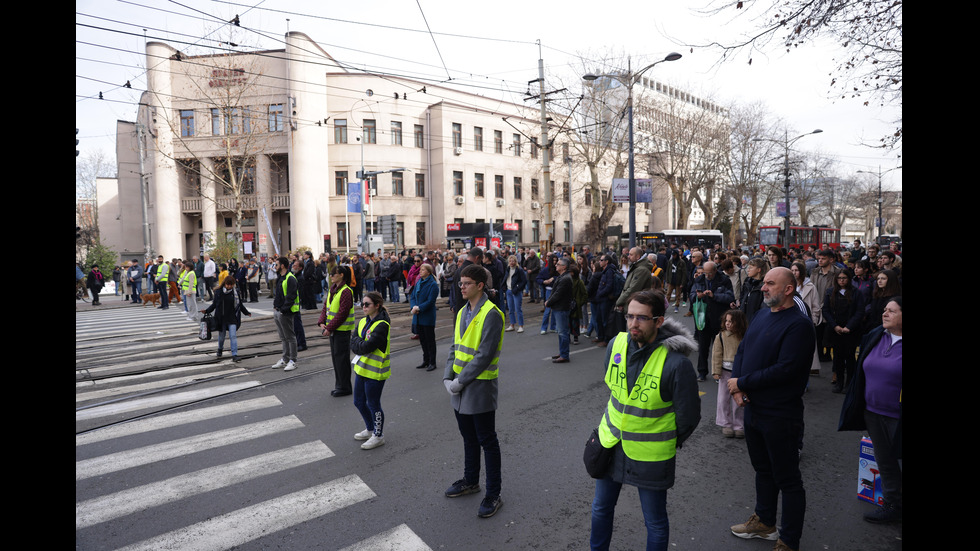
727 267 815 551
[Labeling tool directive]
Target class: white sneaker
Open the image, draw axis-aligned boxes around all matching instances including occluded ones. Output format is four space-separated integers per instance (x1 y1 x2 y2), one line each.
271 359 286 369
361 434 385 450
283 360 297 371
505 325 514 332
354 429 371 441
540 330 547 335
516 326 524 333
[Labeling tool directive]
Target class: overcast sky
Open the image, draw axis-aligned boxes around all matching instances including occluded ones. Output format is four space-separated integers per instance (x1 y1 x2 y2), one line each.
76 0 902 190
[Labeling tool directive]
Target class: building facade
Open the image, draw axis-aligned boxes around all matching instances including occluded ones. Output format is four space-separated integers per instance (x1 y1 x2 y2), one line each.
103 32 646 262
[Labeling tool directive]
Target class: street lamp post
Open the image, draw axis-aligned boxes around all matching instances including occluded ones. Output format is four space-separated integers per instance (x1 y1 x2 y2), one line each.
754 129 822 250
857 165 902 246
583 52 681 249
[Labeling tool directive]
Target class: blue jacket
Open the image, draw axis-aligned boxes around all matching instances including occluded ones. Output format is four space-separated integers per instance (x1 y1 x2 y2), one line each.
410 274 439 326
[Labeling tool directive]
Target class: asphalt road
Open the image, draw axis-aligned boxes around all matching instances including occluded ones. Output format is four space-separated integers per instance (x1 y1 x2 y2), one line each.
76 292 903 550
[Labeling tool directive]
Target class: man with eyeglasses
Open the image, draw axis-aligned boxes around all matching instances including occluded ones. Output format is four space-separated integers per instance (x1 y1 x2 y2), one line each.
443 263 505 519
590 290 700 551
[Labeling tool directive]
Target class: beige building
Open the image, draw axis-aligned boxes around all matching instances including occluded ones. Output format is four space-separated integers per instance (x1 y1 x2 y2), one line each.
101 31 643 262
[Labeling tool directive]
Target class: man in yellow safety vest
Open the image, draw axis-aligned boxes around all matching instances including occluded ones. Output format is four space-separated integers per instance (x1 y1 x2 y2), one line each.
590 290 701 551
442 263 505 519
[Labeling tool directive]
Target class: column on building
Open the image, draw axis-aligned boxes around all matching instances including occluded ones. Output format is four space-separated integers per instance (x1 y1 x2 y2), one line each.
255 153 272 259
200 156 217 250
145 41 183 258
285 32 332 256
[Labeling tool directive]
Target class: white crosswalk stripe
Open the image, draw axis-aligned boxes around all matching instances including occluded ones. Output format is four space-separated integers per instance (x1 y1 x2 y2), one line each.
76 391 432 549
114 475 377 551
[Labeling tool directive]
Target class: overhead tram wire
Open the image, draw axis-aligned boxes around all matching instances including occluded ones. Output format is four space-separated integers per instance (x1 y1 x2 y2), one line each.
81 5 534 96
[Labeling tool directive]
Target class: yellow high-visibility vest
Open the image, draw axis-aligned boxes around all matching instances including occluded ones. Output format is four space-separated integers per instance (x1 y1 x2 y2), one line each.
353 317 391 381
281 272 300 313
326 284 354 331
178 270 196 293
452 300 503 380
598 334 677 462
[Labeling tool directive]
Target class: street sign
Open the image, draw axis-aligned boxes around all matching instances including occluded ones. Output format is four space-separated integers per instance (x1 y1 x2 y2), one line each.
379 214 397 243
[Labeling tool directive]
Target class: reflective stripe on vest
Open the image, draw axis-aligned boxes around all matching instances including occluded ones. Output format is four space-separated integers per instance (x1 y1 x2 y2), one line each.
326 284 355 331
452 300 503 380
597 334 677 462
178 271 196 292
353 317 391 381
282 272 300 313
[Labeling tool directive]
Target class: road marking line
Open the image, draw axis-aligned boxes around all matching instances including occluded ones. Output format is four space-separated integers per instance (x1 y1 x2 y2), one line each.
75 382 260 422
76 441 334 529
75 396 282 446
75 415 304 480
113 475 376 551
339 524 433 551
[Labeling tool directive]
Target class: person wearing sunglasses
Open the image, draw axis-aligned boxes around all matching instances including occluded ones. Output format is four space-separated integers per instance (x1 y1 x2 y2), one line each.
350 292 391 450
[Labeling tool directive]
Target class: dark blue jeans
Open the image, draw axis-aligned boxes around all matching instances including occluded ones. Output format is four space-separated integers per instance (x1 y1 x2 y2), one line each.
591 477 668 551
453 409 501 498
353 374 385 436
744 407 806 549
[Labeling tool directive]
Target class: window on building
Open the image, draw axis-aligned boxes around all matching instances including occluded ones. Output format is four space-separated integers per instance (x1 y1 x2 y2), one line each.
415 173 425 197
227 108 249 135
494 130 503 154
338 222 348 249
585 188 592 206
474 127 483 151
211 108 222 135
416 222 426 246
391 121 402 145
475 173 485 197
268 104 284 132
532 220 540 242
531 179 539 200
396 222 405 248
563 181 570 202
452 123 462 148
363 119 377 144
392 171 404 196
453 171 463 196
512 133 521 156
335 119 348 144
513 177 522 200
514 219 523 242
335 171 348 195
415 124 424 148
530 138 538 159
495 175 504 198
179 110 195 137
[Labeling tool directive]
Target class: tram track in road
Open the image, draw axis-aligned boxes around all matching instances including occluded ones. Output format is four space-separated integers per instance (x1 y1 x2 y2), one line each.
76 297 533 435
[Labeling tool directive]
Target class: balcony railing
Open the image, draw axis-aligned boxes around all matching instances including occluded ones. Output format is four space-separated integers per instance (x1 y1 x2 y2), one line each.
180 193 290 213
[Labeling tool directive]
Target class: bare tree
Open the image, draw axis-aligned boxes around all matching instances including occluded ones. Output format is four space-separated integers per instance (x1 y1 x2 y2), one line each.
790 149 837 226
76 148 116 258
639 84 730 230
690 0 902 150
548 52 632 250
722 101 782 245
146 32 284 258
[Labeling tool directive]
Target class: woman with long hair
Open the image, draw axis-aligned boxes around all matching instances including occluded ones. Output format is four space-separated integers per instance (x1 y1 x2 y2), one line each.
824 269 866 393
865 269 901 335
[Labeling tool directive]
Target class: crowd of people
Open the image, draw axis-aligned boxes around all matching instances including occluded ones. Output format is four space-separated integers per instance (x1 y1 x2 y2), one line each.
77 237 901 545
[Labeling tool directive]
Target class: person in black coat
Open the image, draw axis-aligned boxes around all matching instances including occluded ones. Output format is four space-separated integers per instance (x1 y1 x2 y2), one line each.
823 269 866 393
87 264 106 305
201 274 251 362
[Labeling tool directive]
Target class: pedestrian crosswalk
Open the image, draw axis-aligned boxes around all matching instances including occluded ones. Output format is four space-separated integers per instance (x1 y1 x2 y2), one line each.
75 301 276 342
76 390 433 550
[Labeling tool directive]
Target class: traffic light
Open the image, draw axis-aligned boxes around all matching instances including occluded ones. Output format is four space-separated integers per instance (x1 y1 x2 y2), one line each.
76 128 79 157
